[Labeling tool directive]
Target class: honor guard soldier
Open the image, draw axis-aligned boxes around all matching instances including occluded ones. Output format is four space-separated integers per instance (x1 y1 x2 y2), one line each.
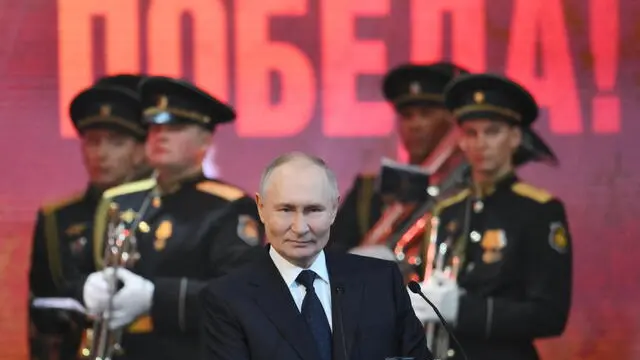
330 63 469 278
28 85 147 360
77 76 264 360
410 73 573 360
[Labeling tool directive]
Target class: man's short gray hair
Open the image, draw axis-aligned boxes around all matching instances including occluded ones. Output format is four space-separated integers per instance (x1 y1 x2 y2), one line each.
259 151 339 199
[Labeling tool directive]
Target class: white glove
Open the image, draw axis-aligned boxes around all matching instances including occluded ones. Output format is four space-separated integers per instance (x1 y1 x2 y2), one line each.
349 245 397 261
409 272 461 324
107 268 155 330
83 268 115 315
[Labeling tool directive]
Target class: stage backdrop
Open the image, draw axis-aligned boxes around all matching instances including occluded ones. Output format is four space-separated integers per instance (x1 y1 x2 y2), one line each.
0 0 638 358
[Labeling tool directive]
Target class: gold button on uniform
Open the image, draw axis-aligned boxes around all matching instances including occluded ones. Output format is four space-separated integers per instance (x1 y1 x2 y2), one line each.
447 349 455 358
138 221 150 233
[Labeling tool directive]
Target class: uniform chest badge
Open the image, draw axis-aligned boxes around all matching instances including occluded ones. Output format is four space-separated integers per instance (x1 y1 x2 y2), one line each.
549 222 569 253
480 229 507 264
65 223 88 256
65 223 86 237
154 220 173 251
237 215 260 246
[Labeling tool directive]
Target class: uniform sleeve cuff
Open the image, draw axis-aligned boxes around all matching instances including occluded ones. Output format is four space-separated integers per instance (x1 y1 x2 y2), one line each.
151 277 188 333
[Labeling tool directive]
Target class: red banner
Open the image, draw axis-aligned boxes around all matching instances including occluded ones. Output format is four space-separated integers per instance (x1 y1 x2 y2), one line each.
56 0 622 138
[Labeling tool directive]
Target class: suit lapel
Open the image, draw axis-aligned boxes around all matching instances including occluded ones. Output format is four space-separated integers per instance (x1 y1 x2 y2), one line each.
249 250 321 360
327 252 364 360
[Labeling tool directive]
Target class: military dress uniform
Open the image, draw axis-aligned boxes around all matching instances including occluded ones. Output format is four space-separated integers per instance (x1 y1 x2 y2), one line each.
329 173 383 252
420 74 572 360
330 63 469 274
29 188 103 360
28 86 146 360
81 77 264 360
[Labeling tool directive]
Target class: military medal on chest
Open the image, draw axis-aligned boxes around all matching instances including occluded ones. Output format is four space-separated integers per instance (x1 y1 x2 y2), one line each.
480 229 507 264
154 220 173 251
66 222 88 257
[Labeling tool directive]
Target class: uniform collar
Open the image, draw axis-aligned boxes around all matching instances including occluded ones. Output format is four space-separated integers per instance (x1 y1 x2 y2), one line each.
84 184 105 205
131 166 156 181
472 171 518 198
156 168 206 195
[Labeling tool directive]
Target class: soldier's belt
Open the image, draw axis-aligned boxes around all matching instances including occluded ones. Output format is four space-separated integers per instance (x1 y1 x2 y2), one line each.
127 315 153 333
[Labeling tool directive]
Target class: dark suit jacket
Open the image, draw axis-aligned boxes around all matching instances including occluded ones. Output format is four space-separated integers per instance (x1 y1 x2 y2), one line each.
200 248 432 360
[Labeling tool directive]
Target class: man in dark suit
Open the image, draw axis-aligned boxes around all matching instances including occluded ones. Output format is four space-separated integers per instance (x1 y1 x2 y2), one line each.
200 152 432 360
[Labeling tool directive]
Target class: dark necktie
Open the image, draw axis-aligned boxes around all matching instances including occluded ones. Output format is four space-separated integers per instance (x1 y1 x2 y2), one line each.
296 269 332 360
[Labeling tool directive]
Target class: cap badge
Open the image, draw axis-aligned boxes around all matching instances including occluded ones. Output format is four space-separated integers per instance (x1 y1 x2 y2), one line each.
409 81 421 95
100 104 111 116
473 91 485 104
157 95 169 110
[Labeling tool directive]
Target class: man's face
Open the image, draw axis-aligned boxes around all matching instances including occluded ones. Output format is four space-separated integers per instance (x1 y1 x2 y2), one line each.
80 129 145 189
396 105 453 163
146 123 210 171
256 161 339 267
458 119 521 174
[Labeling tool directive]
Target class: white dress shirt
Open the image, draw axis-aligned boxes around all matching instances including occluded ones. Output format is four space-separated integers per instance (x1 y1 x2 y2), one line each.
269 247 333 330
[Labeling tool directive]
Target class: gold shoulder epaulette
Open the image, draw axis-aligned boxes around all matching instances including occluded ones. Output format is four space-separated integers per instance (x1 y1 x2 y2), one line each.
433 188 471 215
356 173 377 236
41 192 84 215
511 182 554 203
196 181 245 201
359 172 377 179
103 178 157 200
358 173 377 189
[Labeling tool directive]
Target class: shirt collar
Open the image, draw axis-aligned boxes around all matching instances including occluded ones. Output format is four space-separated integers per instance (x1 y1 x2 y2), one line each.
269 247 330 288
